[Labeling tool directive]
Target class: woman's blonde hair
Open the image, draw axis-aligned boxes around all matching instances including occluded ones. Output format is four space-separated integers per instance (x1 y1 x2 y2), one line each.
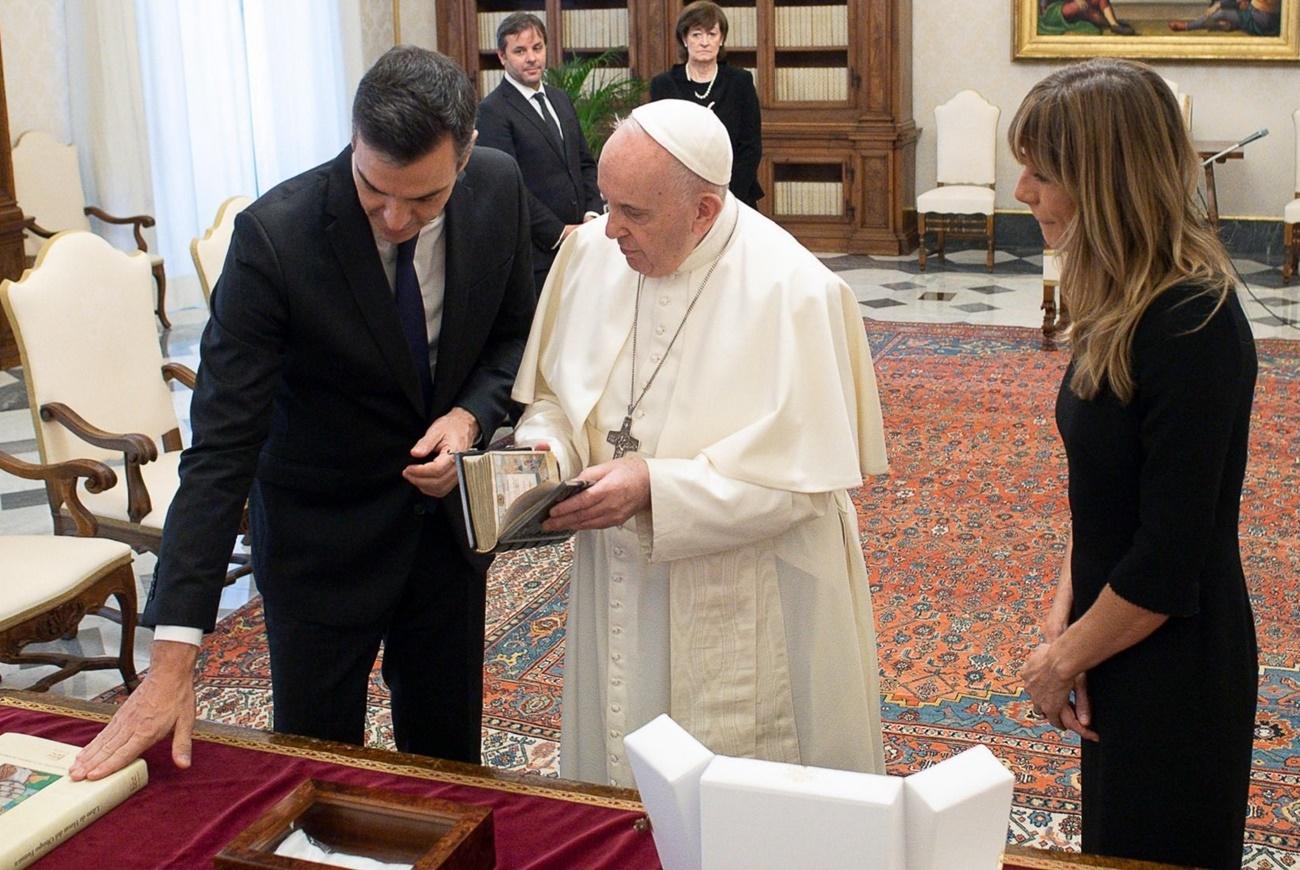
1008 58 1234 403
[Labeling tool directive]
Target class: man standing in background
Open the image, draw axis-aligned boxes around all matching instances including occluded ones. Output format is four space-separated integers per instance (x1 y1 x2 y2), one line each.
476 12 603 292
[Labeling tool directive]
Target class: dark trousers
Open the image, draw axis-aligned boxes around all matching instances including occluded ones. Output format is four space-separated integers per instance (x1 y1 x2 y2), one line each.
262 511 487 763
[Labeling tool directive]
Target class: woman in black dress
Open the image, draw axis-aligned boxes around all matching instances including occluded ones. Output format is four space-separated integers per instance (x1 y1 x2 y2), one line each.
649 1 763 208
1014 59 1258 869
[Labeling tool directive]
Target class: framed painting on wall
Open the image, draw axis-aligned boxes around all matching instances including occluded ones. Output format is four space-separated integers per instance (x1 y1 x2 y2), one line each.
1013 0 1300 61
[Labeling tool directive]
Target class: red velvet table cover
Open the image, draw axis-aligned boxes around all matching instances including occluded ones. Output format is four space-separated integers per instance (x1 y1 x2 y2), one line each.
0 700 657 869
1 698 1144 870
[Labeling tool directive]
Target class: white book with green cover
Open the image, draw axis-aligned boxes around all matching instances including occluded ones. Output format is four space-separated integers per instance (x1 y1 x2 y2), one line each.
0 732 147 870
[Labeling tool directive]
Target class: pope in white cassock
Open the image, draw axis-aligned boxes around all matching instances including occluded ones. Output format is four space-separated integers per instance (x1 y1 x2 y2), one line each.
511 99 889 788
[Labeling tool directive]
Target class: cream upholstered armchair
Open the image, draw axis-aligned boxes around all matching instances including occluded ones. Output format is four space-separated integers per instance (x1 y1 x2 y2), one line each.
12 129 171 328
1160 77 1194 131
0 449 139 692
1284 108 1299 283
191 195 252 306
0 233 242 572
917 90 1001 272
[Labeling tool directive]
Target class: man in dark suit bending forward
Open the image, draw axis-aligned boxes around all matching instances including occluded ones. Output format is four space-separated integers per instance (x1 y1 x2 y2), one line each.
70 46 536 780
476 12 604 291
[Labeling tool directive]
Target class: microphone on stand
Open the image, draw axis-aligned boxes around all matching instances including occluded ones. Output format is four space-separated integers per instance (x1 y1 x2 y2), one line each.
1201 129 1268 165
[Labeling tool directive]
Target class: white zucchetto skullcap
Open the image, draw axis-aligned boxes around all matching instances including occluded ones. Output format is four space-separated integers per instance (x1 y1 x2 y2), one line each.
629 99 732 186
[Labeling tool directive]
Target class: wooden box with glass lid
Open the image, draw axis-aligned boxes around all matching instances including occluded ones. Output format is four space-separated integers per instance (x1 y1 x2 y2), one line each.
437 0 916 255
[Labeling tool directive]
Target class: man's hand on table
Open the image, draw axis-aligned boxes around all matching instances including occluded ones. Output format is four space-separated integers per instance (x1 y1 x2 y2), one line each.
69 639 199 781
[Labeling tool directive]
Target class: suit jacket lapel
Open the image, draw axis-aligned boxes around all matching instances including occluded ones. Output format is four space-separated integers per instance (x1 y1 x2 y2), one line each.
554 92 586 193
323 147 426 417
431 170 473 415
502 82 566 163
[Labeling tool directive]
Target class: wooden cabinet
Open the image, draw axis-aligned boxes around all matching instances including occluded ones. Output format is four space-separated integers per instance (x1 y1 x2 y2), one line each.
438 0 917 255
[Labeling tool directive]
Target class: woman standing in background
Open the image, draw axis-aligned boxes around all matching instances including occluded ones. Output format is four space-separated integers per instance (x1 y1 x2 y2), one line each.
1015 58 1258 870
650 1 763 208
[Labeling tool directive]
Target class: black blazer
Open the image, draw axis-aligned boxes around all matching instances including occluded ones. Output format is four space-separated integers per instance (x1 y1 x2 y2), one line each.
475 81 602 280
649 63 763 208
142 146 536 631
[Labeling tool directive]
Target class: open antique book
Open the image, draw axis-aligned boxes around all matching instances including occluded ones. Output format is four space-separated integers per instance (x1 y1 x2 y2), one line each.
0 732 147 869
455 449 588 553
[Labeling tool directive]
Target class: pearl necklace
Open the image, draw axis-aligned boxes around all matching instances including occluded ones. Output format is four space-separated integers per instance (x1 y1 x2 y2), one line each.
689 65 718 101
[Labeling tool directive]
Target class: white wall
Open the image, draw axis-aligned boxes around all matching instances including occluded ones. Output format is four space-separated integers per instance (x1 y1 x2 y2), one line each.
0 0 72 142
912 7 1298 220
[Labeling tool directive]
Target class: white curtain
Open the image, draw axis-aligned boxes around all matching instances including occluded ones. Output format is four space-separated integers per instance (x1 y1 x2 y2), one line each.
133 0 352 311
65 1 156 257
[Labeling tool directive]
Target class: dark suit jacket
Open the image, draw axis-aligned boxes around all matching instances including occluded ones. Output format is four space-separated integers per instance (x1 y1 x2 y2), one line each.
649 63 764 208
142 145 536 631
475 80 602 281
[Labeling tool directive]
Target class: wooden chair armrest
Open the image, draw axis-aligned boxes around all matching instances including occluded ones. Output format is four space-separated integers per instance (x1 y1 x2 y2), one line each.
22 215 56 239
39 403 158 464
0 450 116 491
0 449 115 536
39 402 158 523
83 206 155 252
162 362 197 390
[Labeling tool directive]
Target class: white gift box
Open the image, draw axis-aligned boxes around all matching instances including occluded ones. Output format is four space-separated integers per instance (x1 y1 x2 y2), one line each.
903 744 1015 870
625 714 716 870
699 755 905 870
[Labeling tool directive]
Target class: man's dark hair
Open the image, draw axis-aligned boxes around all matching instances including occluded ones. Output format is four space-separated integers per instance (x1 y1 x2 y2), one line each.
352 45 477 164
496 12 547 53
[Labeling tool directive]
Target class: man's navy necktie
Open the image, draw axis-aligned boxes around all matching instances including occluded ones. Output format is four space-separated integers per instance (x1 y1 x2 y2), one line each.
395 236 433 413
533 92 563 148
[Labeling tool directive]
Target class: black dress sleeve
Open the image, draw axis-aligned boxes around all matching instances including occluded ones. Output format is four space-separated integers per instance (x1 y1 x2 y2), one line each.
649 71 678 102
728 68 763 205
1104 287 1254 615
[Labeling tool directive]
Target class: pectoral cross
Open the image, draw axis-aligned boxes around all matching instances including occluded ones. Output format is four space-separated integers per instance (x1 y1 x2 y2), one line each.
606 415 640 459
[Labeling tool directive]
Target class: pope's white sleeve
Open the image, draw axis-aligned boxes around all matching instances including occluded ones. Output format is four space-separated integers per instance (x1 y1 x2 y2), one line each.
513 379 588 480
639 455 831 563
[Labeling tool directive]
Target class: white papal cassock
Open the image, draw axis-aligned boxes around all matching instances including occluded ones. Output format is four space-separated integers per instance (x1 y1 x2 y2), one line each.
512 194 889 787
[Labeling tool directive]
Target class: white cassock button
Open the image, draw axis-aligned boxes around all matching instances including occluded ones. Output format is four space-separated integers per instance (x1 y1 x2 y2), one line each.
610 778 618 786
613 575 623 583
612 653 623 662
611 600 622 609
659 295 670 306
655 324 665 336
610 730 621 738
612 626 623 636
612 678 623 687
613 546 624 557
650 353 661 363
611 704 622 713
636 409 646 419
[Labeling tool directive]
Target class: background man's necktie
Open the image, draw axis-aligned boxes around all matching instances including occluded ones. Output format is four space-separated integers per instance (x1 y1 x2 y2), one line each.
395 236 433 413
533 92 563 148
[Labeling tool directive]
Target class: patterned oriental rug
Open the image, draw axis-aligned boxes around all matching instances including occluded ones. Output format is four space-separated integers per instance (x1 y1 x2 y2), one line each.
100 321 1299 868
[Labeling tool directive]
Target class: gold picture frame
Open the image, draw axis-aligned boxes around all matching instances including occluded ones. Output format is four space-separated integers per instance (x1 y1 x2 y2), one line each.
1013 1 1300 61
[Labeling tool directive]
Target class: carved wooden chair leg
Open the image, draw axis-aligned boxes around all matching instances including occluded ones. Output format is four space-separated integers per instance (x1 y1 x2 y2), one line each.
985 216 995 271
918 213 928 271
1042 281 1058 345
108 562 140 691
152 261 171 330
936 227 946 263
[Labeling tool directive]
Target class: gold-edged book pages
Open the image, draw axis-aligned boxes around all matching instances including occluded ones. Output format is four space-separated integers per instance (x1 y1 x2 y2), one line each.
454 449 589 554
0 732 147 869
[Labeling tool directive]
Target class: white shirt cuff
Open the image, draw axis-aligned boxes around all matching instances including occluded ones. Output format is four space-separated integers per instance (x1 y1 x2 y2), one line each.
154 625 204 646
